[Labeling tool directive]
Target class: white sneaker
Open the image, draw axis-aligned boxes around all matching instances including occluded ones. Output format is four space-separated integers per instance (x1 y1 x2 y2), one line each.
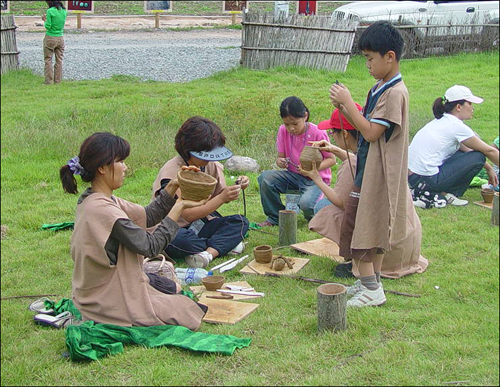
347 285 386 307
346 280 383 297
229 241 246 255
444 193 468 206
185 251 213 268
413 199 427 208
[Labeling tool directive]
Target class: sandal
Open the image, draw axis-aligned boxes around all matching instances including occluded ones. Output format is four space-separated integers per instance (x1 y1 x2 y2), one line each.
33 311 81 329
27 297 55 315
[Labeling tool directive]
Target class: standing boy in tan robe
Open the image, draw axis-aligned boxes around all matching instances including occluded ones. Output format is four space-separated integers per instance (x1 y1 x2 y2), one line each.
329 21 411 307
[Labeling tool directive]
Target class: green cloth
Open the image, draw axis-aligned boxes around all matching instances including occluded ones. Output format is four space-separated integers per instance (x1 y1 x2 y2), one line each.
470 176 488 187
66 321 251 361
494 136 499 149
41 221 74 231
46 298 251 361
44 7 67 36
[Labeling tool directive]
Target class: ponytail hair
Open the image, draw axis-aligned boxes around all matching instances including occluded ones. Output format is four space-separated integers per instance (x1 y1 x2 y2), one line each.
280 96 310 121
60 132 130 194
432 97 466 119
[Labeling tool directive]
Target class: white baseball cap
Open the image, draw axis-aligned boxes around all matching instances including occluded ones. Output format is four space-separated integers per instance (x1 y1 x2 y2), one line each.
444 85 483 104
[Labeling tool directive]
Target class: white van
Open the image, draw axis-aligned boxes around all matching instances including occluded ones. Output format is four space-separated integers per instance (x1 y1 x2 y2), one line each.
332 1 499 56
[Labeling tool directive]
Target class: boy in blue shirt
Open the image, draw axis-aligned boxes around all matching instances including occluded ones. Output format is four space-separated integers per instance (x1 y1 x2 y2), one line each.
329 21 412 307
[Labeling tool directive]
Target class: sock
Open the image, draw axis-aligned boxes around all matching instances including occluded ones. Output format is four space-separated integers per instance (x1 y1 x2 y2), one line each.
375 271 381 283
360 275 379 291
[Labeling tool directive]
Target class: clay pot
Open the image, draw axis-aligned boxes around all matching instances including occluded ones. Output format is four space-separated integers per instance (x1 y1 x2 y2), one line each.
202 275 225 291
177 169 217 201
299 146 322 171
253 245 273 263
481 188 495 203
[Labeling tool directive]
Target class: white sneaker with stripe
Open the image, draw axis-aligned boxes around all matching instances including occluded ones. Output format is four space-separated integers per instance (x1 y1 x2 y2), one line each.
346 285 386 307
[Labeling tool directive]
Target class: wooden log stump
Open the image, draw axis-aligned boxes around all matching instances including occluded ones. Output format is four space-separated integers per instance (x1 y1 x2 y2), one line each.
491 192 499 226
317 283 347 332
279 210 297 246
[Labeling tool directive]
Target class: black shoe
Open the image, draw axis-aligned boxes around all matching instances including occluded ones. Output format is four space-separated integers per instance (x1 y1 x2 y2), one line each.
334 262 354 278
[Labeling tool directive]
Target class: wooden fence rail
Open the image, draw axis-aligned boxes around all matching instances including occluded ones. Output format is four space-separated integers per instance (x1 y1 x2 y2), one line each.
1 14 20 74
241 12 357 72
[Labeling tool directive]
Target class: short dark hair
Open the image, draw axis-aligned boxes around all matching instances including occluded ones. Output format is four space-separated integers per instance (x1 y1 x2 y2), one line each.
46 1 65 9
280 96 310 121
358 21 404 61
175 116 226 161
331 128 357 139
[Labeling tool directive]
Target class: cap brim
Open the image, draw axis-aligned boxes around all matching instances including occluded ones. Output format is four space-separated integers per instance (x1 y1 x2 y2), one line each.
466 96 483 104
317 120 332 130
190 146 233 161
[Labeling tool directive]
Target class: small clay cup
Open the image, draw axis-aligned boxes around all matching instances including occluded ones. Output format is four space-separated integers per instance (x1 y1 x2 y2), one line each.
202 275 225 291
481 188 495 203
177 169 217 201
253 245 273 263
299 146 322 171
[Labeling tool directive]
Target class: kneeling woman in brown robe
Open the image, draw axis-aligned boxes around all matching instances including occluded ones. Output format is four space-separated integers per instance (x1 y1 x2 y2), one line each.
60 132 207 329
304 109 428 279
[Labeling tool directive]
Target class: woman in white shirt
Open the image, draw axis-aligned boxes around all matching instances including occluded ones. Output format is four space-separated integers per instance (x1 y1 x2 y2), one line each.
408 85 499 207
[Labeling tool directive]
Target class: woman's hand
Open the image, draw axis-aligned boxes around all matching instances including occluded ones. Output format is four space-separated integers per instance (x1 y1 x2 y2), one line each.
164 178 179 198
298 163 321 182
308 140 335 153
220 185 241 203
487 168 499 187
276 157 288 169
178 198 208 209
235 175 250 190
41 14 46 22
181 165 201 172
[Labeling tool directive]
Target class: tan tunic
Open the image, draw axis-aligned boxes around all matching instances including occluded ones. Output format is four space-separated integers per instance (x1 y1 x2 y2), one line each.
71 193 205 329
309 156 428 278
152 155 226 228
353 81 411 252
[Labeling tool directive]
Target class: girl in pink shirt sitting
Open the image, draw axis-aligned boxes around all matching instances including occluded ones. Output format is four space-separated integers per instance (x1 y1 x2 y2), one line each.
258 96 336 226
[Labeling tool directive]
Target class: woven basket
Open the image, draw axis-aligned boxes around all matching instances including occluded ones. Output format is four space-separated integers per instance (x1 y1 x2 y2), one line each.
299 146 322 171
177 169 217 201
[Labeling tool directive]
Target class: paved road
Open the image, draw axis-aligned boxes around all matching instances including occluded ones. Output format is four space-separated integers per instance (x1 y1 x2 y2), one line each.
16 29 242 82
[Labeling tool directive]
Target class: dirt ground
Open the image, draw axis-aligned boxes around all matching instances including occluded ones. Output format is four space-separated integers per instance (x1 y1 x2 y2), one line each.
14 14 243 32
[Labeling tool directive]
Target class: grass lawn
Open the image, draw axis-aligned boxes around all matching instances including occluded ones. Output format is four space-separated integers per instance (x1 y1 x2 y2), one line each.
1 51 499 386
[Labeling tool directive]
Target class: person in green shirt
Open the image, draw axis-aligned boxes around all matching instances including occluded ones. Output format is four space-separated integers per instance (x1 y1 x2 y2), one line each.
41 1 67 84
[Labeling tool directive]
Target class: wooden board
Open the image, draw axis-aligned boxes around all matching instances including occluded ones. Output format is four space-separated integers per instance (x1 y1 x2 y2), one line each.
201 298 259 325
190 281 263 301
239 255 309 276
290 238 344 262
474 201 494 209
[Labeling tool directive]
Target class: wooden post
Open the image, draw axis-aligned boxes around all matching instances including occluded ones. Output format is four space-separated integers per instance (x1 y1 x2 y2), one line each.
279 210 297 246
317 283 347 332
491 192 499 226
231 12 237 25
155 12 160 29
76 13 82 29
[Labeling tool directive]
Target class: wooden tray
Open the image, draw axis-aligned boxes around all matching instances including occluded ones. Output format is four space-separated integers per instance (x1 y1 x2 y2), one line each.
201 298 259 325
290 238 344 262
474 201 494 209
190 281 263 301
239 255 309 276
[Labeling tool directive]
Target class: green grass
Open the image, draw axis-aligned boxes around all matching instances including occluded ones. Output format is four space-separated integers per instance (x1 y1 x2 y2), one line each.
8 1 347 16
1 51 499 386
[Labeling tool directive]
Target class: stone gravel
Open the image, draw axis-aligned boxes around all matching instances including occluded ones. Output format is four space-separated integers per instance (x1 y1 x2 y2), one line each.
15 29 242 83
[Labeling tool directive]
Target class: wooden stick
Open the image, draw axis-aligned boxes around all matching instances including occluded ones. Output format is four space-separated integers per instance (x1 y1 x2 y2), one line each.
206 294 233 300
245 263 260 274
1 294 58 300
263 272 422 298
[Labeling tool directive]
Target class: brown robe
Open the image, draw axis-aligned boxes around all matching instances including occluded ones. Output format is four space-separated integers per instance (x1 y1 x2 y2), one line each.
151 155 226 228
71 192 205 329
309 156 428 278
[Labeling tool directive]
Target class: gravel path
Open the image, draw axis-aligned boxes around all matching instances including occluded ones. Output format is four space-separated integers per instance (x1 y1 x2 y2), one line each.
16 29 242 83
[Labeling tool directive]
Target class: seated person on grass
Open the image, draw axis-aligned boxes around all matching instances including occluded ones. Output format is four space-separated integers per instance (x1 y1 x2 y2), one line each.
60 132 207 329
151 116 249 269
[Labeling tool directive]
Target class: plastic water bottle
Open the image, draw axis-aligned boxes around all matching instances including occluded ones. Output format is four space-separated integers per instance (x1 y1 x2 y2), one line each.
175 268 212 285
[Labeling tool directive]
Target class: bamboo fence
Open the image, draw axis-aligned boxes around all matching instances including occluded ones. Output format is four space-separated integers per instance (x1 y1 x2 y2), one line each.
1 14 19 74
241 11 357 72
